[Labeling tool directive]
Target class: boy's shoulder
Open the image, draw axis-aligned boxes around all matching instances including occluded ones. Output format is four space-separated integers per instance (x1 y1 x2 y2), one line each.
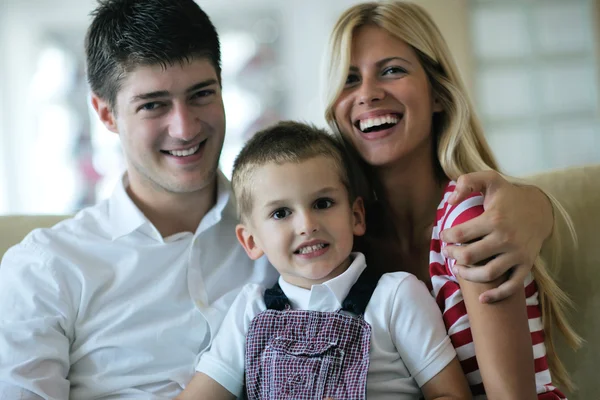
372 271 433 302
378 270 415 282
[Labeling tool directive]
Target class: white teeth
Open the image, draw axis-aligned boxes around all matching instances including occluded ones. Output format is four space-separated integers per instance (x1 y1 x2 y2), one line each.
359 114 400 132
167 143 201 157
297 243 326 254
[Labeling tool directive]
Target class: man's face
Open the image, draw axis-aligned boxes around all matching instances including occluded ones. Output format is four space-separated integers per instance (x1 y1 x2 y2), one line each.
93 58 226 198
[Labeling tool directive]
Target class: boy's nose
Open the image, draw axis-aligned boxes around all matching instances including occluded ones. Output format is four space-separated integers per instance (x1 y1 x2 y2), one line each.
297 212 320 235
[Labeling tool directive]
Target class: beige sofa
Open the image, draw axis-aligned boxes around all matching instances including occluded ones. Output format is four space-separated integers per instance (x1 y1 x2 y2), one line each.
1 164 599 398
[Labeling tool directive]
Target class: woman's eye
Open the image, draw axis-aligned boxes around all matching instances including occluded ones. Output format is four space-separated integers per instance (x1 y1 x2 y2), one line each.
345 74 360 86
272 208 291 220
314 198 334 210
382 66 407 76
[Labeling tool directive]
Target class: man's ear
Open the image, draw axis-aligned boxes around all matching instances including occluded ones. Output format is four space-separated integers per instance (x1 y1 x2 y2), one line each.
352 197 366 236
91 93 118 133
235 223 265 260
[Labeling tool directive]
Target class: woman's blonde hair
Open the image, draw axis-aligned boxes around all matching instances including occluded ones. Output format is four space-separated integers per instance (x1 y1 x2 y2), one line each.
323 0 581 390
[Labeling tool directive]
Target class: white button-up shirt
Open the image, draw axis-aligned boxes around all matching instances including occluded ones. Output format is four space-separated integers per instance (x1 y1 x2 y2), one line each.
197 253 456 400
0 173 278 400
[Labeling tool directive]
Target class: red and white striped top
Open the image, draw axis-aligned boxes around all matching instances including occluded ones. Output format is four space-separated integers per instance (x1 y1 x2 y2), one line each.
429 181 565 399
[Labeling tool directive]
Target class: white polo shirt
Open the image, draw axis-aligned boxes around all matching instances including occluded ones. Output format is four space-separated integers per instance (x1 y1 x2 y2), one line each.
0 172 278 400
196 253 456 400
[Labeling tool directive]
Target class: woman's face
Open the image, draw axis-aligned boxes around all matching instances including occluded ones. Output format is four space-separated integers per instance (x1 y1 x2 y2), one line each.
333 25 442 168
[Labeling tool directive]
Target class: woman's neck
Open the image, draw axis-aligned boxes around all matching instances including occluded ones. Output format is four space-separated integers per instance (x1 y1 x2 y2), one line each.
376 154 448 248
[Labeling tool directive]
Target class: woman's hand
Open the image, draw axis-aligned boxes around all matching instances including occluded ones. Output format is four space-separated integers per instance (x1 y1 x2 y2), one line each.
440 171 553 303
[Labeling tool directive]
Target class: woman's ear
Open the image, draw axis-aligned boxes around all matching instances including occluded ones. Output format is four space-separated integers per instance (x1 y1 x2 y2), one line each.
432 93 444 113
352 197 367 236
235 224 265 260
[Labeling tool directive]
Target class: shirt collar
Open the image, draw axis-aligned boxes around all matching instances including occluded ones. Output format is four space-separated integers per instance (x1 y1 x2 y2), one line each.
108 170 235 241
277 252 367 311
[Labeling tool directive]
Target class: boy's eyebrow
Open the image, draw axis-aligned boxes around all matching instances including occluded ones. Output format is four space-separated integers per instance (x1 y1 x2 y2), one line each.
313 186 340 196
129 78 218 103
261 186 342 209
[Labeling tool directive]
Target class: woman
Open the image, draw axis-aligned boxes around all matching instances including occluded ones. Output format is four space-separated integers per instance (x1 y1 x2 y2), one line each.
323 1 580 399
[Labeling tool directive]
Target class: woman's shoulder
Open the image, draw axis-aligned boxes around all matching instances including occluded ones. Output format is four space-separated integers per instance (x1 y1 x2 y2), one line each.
436 180 485 229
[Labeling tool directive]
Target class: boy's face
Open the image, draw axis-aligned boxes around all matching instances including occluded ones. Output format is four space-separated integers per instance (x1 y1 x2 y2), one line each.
236 156 366 289
91 58 226 199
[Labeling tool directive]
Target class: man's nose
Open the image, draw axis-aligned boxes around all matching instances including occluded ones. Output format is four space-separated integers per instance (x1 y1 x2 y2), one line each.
168 103 199 141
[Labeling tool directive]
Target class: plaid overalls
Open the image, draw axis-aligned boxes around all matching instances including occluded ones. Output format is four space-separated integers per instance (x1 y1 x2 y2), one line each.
244 269 380 400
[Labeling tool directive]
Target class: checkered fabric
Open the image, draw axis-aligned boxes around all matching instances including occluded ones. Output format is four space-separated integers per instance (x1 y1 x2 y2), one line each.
245 309 371 400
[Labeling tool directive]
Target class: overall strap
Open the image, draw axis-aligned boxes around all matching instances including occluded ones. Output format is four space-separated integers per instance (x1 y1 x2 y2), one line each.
264 283 289 311
264 269 381 314
340 268 380 315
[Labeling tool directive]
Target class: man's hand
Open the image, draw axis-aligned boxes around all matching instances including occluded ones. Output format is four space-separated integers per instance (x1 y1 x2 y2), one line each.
440 171 553 303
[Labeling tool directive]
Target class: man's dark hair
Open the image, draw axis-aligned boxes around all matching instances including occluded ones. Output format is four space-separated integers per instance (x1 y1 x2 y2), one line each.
85 0 221 109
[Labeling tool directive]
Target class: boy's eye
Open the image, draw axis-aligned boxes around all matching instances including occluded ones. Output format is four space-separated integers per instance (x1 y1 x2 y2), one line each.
314 198 334 210
271 208 291 220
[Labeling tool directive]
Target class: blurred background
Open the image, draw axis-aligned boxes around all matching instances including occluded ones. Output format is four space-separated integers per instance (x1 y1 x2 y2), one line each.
0 0 598 215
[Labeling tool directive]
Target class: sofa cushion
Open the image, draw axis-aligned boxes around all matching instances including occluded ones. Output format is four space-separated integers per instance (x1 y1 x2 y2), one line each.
529 163 600 399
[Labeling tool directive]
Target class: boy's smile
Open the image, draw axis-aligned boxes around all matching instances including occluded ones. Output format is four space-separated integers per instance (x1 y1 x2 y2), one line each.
236 155 366 289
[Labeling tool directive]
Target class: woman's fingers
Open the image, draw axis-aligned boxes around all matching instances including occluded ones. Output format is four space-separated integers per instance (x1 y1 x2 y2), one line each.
443 231 506 267
478 265 530 303
452 252 515 281
440 212 492 246
447 171 501 205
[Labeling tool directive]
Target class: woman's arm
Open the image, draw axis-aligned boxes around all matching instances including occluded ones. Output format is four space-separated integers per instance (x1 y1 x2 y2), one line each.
441 192 538 399
421 358 472 400
174 373 234 400
457 274 537 400
441 171 553 303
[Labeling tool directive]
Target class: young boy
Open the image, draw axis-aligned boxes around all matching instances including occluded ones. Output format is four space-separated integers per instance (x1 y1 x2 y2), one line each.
176 121 471 400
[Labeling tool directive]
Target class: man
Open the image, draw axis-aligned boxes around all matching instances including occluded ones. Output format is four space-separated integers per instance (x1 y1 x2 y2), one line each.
0 0 277 398
0 0 556 398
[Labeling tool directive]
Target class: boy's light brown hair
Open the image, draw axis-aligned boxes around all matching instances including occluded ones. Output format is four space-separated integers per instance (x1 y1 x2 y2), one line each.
231 121 355 221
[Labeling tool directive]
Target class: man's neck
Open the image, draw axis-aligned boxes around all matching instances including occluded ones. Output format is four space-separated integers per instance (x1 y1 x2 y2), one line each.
126 177 218 238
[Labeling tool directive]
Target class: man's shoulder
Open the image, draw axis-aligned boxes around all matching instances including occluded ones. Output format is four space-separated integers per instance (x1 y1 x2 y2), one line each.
23 200 111 246
5 200 112 266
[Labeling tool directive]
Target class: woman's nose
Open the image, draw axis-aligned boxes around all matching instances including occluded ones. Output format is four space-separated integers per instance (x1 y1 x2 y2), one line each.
357 78 385 105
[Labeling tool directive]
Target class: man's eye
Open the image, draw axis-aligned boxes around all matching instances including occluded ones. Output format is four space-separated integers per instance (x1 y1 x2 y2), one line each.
192 90 215 99
272 208 291 220
140 102 162 111
314 198 334 210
